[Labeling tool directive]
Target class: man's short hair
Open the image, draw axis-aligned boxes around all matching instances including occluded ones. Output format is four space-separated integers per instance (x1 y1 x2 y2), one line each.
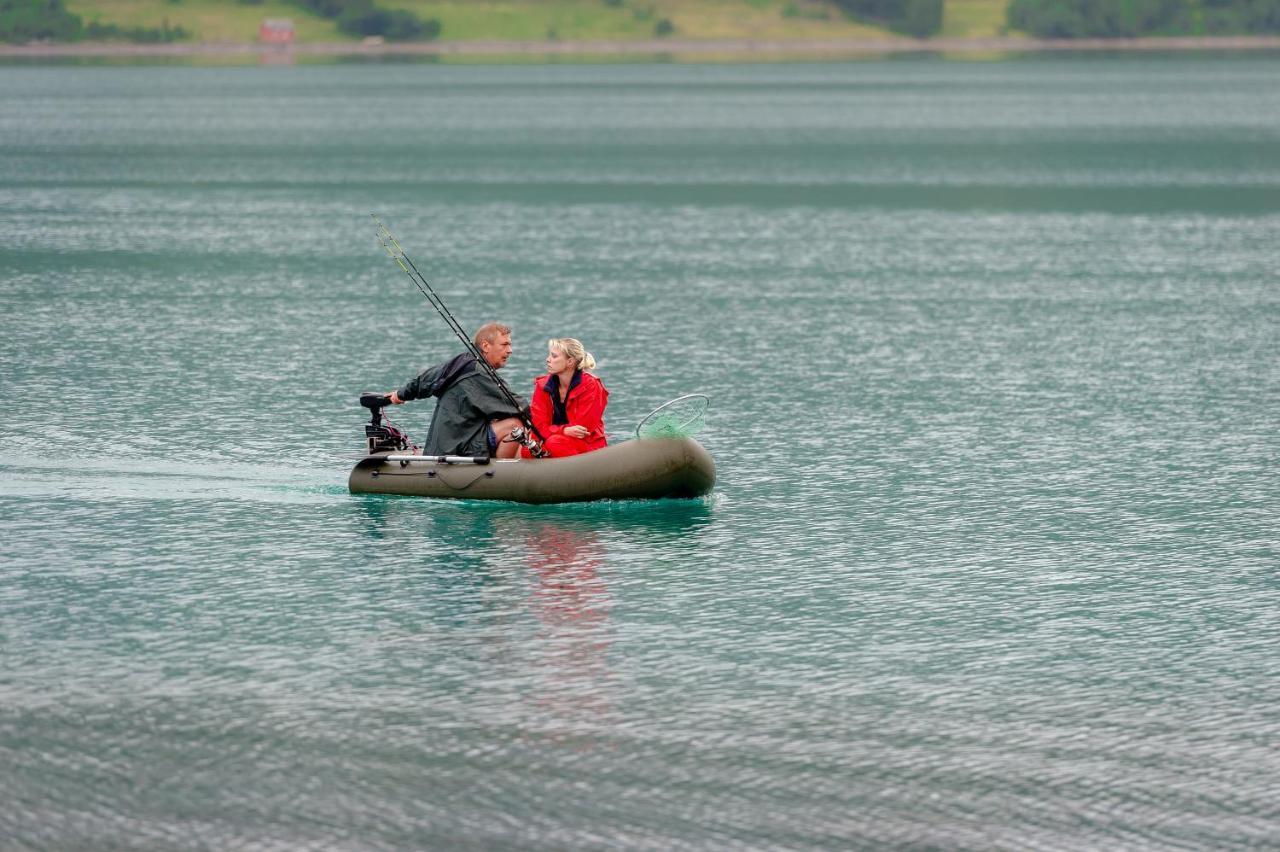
473 321 511 349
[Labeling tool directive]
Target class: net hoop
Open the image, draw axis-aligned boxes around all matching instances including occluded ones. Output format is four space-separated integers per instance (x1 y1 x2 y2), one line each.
634 394 710 439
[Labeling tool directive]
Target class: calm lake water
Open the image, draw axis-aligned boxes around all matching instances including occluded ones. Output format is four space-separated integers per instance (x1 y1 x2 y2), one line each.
1 57 1278 848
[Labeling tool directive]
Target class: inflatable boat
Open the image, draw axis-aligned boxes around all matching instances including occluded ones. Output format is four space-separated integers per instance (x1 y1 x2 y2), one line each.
349 437 715 503
346 393 715 503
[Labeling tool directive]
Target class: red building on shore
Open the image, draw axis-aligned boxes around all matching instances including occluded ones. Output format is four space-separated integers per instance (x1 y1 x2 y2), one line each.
258 19 295 44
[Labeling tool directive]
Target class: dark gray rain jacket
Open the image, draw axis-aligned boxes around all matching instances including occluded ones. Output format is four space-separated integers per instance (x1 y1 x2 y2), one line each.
397 353 526 456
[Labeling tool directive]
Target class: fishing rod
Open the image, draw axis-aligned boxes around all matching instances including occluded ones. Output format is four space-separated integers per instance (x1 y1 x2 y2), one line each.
372 214 548 454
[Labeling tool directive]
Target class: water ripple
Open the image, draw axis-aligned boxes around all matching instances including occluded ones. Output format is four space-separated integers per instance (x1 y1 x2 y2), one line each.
2 59 1278 849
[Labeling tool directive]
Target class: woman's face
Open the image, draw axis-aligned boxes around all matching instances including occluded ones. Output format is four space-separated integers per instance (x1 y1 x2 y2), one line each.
546 345 574 374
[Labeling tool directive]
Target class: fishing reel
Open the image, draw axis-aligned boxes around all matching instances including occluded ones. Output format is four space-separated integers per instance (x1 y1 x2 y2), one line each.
359 393 416 455
507 426 549 459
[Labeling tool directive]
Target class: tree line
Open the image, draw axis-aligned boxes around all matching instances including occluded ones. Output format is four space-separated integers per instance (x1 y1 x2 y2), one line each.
292 0 440 41
0 0 187 43
834 0 945 37
0 0 441 43
5 0 1280 45
1008 0 1280 37
835 0 1280 36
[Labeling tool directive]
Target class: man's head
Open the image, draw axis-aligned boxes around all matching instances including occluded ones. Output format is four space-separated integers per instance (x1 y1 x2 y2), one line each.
474 321 513 370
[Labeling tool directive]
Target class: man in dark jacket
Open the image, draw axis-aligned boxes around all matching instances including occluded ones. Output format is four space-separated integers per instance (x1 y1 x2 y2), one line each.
386 322 527 458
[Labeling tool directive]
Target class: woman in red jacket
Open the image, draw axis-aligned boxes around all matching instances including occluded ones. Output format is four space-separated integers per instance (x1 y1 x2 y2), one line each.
522 337 609 458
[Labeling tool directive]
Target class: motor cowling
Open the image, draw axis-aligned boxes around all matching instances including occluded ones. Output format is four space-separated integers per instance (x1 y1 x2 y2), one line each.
360 393 414 455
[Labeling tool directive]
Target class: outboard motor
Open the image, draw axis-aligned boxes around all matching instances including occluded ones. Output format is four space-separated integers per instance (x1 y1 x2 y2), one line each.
359 393 415 455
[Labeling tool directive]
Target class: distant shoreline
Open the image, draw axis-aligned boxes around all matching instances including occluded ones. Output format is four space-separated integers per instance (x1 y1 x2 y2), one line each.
3 35 1280 59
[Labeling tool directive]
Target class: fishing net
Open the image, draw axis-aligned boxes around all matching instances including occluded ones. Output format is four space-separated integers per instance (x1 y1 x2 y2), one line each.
634 394 710 439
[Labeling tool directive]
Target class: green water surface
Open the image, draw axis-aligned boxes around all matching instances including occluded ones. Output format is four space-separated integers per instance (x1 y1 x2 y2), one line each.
1 57 1277 848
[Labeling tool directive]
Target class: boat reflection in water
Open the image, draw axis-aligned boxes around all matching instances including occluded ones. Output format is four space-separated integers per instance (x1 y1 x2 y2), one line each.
349 495 714 744
514 516 614 734
505 501 715 742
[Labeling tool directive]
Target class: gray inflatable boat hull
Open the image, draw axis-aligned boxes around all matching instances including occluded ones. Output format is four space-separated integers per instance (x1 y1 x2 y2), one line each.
348 437 715 504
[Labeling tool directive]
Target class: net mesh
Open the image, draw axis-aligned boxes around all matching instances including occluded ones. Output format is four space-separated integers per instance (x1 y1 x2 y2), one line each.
635 395 709 439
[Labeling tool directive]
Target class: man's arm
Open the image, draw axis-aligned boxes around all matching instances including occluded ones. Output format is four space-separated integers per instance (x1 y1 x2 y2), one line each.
386 361 445 405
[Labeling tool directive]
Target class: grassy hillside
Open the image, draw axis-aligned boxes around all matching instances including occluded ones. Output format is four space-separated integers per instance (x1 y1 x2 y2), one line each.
67 0 344 41
400 0 891 41
62 0 973 43
938 0 1008 37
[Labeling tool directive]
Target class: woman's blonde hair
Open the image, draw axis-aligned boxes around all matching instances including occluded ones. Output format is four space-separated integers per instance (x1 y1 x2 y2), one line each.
548 337 596 372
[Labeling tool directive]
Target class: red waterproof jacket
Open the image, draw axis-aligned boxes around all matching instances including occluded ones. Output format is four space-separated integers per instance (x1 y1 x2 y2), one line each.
527 370 609 458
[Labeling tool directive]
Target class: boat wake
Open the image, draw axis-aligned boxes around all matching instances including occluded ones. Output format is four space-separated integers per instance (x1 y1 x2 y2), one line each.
0 453 348 506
